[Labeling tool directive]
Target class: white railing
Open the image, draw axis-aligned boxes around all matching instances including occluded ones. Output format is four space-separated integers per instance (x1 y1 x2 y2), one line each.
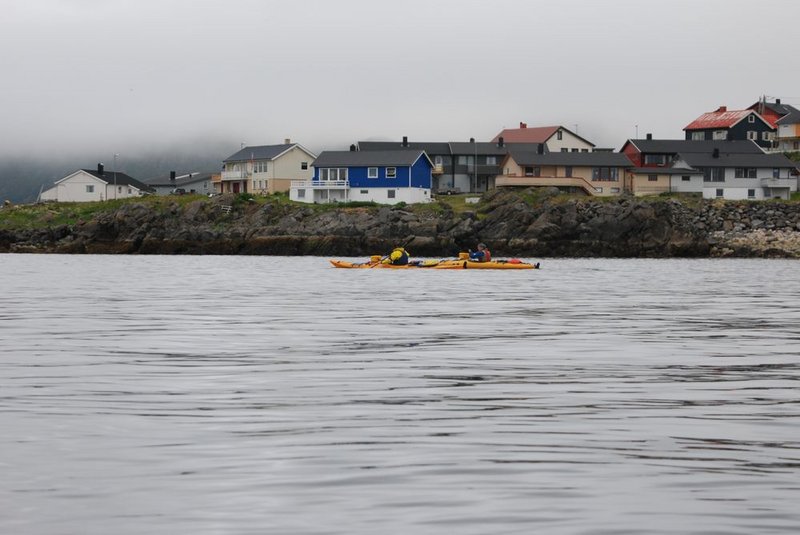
221 170 247 180
291 180 349 189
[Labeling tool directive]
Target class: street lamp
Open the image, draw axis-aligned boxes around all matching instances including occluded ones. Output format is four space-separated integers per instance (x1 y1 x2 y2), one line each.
113 153 119 199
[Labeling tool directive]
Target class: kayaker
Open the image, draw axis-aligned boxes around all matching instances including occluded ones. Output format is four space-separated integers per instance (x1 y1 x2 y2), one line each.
469 243 491 262
382 247 410 265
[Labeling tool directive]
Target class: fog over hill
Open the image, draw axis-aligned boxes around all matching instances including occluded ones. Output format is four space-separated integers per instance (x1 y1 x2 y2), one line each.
0 139 241 204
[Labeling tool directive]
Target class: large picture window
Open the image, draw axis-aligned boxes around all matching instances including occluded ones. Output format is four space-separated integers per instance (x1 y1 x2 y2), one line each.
592 167 619 181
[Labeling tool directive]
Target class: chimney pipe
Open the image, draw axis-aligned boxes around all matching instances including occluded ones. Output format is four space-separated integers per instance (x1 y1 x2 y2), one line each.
349 144 356 152
519 122 527 129
776 98 781 105
285 138 291 144
97 163 104 175
717 106 727 113
646 133 652 140
712 148 720 158
498 136 504 147
470 137 475 143
170 171 176 181
402 136 408 147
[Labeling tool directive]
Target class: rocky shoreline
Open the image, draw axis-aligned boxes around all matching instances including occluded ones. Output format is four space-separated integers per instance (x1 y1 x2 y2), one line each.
1 189 799 258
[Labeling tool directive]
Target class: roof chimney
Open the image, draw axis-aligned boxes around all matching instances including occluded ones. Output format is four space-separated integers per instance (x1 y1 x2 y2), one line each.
646 133 652 140
470 137 475 143
498 136 504 147
776 98 781 105
712 148 720 158
97 163 104 175
284 138 291 144
519 122 527 129
402 136 408 147
349 144 356 152
717 106 727 113
170 171 176 181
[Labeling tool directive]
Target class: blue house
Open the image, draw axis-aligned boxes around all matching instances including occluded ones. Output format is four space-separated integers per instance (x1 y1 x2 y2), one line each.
289 149 433 204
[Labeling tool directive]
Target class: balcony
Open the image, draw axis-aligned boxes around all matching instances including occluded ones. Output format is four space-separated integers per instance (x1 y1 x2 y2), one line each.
760 177 795 189
432 164 444 175
221 170 248 181
291 180 349 189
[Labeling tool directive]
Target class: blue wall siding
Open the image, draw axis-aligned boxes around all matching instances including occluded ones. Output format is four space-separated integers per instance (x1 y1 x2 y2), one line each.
410 156 433 189
314 156 432 188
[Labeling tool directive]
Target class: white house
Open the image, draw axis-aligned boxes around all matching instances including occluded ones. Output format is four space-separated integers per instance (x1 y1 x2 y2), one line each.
144 171 216 196
39 163 152 202
492 123 595 153
673 150 798 200
219 140 317 195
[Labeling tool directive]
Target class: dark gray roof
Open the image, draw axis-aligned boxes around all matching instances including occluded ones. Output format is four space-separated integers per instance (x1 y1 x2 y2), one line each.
144 171 215 187
676 152 798 168
313 150 429 167
82 169 153 191
507 150 632 167
448 142 542 156
625 139 764 155
358 141 451 155
224 144 296 163
776 106 800 125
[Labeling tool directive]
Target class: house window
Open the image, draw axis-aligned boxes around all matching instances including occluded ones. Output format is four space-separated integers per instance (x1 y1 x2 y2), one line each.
564 166 572 177
794 141 799 150
610 187 620 193
253 161 268 173
734 168 757 178
691 131 704 140
387 190 396 199
386 167 396 178
581 149 589 153
762 132 770 140
434 155 443 165
747 131 758 140
321 168 348 181
571 148 579 153
561 148 569 153
595 187 603 193
524 167 533 176
557 130 563 140
592 167 619 181
128 188 132 194
703 168 725 182
747 189 756 199
360 190 368 194
486 156 496 165
713 130 727 140
368 167 378 179
644 154 667 165
297 189 305 198
457 156 468 165
748 114 755 123
301 162 308 170
773 168 780 178
86 185 94 193
715 188 724 198
682 175 691 182
648 174 658 182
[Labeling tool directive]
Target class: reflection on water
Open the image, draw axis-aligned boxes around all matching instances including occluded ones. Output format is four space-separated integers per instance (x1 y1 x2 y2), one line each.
1 255 800 534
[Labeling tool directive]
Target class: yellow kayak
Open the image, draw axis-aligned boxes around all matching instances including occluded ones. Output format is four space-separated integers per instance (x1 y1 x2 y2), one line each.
329 258 539 269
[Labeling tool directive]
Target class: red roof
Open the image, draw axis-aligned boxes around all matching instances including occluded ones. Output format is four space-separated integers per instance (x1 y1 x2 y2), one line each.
684 107 754 130
492 125 560 143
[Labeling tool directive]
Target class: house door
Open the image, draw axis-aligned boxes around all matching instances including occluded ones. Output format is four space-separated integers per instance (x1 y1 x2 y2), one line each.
233 182 240 193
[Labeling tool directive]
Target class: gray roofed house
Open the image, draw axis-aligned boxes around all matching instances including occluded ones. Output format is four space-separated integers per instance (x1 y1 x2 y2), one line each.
144 171 216 195
675 151 797 169
220 141 317 195
39 163 153 202
358 140 451 155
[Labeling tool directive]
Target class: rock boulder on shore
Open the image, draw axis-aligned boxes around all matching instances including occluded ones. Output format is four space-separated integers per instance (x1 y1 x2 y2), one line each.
1 191 799 258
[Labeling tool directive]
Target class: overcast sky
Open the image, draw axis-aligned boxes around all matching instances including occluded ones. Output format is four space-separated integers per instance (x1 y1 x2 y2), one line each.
2 0 799 160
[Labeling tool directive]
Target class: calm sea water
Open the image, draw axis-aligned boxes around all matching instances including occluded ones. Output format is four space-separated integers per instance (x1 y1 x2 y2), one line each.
1 254 799 535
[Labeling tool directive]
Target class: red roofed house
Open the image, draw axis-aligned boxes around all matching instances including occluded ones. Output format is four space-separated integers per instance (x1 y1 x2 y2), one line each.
684 105 774 149
492 123 595 153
